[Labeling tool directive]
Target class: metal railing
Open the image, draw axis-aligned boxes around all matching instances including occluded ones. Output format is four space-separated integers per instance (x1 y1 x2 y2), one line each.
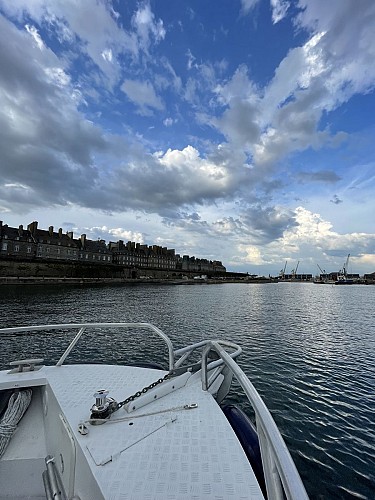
201 340 309 500
0 323 175 371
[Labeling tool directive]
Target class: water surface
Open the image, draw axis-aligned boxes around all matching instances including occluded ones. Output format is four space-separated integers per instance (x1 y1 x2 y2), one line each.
1 282 374 499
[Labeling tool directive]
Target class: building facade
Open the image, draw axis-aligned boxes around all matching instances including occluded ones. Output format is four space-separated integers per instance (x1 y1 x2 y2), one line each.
0 221 226 276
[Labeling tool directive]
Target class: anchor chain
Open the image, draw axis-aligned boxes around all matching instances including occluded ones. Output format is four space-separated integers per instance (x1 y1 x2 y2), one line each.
117 372 170 410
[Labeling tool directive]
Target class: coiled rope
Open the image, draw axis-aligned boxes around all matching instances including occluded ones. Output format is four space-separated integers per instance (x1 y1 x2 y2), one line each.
0 389 32 458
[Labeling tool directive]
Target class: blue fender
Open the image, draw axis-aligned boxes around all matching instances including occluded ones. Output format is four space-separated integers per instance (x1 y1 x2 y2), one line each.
221 404 267 497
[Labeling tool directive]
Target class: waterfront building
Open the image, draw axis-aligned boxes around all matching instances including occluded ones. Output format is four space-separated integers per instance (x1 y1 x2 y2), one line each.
79 234 112 263
0 220 226 277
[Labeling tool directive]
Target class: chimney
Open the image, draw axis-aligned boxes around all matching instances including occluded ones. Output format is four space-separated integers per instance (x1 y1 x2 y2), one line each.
49 226 54 237
58 228 63 238
18 225 24 237
27 221 38 235
66 231 73 239
80 234 86 249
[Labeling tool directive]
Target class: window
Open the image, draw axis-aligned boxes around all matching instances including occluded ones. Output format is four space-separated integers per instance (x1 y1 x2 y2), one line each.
27 247 31 253
2 242 7 251
14 245 19 252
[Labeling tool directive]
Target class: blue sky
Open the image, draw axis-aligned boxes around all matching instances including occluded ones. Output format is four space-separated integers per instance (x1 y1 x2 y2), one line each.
1 0 375 276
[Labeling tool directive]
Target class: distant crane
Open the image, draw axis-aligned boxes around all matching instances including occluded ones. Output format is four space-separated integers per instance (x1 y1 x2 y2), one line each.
291 261 299 279
317 264 326 275
342 254 350 278
279 261 287 279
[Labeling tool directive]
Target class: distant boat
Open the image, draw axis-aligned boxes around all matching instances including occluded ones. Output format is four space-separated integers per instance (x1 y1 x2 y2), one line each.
313 278 335 285
335 254 354 285
335 276 354 285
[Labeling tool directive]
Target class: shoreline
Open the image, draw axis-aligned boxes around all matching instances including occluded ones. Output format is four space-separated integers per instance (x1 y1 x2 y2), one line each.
0 276 277 286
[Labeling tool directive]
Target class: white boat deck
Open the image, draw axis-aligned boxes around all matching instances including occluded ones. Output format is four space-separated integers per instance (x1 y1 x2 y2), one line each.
0 364 264 499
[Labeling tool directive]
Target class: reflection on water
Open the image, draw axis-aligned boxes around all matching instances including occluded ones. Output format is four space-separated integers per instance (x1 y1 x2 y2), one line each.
1 282 375 499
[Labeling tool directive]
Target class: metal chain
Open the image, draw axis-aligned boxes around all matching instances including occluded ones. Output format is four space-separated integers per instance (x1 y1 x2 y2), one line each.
117 373 170 409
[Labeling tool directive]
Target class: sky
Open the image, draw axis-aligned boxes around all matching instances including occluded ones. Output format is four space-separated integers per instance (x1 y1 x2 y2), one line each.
1 0 375 277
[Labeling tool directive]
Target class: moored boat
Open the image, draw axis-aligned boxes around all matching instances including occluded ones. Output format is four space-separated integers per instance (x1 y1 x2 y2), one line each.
0 322 309 499
335 254 354 284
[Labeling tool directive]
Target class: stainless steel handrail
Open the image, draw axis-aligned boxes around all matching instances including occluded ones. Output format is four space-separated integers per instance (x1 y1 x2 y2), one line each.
0 323 175 371
201 340 309 500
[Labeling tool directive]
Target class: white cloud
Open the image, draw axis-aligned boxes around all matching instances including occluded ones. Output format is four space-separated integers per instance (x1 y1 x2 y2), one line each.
236 245 268 265
132 2 166 54
121 79 164 114
101 48 113 62
186 49 196 70
1 0 139 86
90 226 144 244
240 0 260 15
270 0 290 24
163 117 175 127
25 24 45 50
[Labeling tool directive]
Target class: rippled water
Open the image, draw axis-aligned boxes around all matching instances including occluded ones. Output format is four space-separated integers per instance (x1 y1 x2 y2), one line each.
1 282 374 499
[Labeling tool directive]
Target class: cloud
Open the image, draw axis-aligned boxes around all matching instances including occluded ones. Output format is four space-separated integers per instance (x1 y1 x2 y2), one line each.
192 0 375 210
104 145 249 214
132 1 166 54
236 244 269 266
121 79 164 115
88 226 144 244
163 117 176 127
241 205 298 242
330 194 343 205
296 170 341 183
270 0 290 24
25 24 45 50
229 206 375 271
0 15 106 205
281 206 375 256
0 0 143 87
295 0 375 98
240 0 260 15
0 14 252 219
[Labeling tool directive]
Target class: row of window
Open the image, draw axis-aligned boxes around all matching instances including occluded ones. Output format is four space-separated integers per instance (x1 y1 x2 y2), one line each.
1 243 111 261
1 242 222 272
2 243 32 253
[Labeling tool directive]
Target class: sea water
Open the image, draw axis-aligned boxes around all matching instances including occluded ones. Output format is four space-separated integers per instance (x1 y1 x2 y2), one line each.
1 282 374 499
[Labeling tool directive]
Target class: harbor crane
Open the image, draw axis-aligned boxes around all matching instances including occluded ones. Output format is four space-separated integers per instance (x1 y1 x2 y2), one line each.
342 254 350 278
317 264 326 275
280 261 287 279
291 261 300 279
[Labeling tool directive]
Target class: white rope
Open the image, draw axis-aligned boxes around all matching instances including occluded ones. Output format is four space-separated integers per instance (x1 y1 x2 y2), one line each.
0 389 32 458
